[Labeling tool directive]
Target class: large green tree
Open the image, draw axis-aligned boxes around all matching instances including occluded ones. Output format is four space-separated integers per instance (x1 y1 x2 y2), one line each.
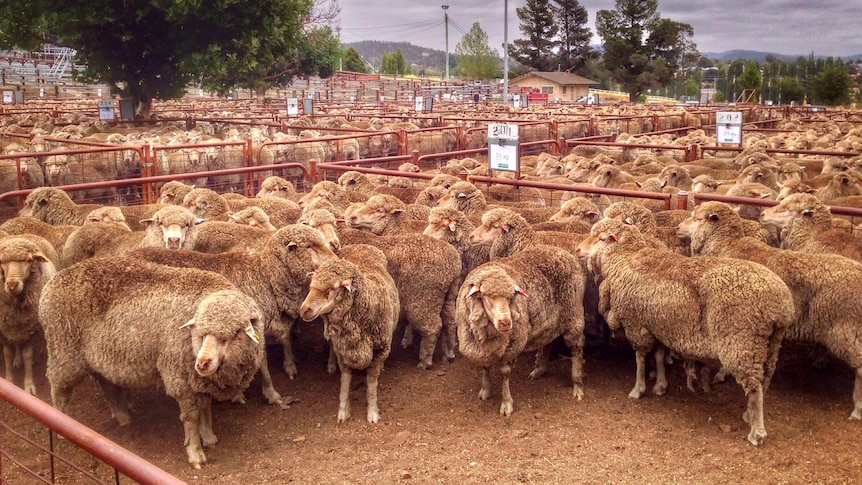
811 63 853 106
596 0 697 101
342 47 369 73
0 0 313 117
552 0 595 73
510 0 559 71
380 50 412 76
454 23 500 81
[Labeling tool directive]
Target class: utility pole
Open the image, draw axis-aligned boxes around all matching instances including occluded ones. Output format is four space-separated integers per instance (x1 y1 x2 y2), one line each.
503 0 509 105
442 5 449 80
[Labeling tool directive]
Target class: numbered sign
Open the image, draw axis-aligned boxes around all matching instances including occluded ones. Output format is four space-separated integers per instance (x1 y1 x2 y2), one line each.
414 97 424 111
2 91 13 104
98 100 115 121
286 98 299 115
488 123 520 173
716 111 743 145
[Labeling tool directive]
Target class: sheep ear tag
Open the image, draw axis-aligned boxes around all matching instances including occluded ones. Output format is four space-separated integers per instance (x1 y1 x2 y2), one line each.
179 319 195 329
244 324 261 344
623 217 635 226
514 285 528 297
466 285 480 298
448 222 457 232
341 279 353 292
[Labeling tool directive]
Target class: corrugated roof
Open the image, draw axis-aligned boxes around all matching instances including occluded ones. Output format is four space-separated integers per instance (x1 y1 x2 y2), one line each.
510 71 598 86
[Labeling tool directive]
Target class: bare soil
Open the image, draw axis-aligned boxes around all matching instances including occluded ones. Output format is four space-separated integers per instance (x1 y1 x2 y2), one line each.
1 331 861 484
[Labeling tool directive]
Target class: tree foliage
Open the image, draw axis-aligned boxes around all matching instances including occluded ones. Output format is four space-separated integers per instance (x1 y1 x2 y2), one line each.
553 0 596 73
737 61 762 90
454 23 500 81
0 0 314 115
342 47 369 73
380 50 412 76
510 0 559 72
811 63 853 106
596 0 697 101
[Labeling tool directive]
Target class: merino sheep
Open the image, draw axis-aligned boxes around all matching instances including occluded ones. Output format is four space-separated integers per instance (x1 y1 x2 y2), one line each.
0 217 78 256
299 244 399 423
549 197 602 224
19 187 164 231
338 170 423 204
603 202 689 255
297 181 357 212
578 219 794 445
815 171 862 202
423 205 491 277
38 258 265 468
414 185 448 207
183 188 299 227
678 201 862 420
132 224 337 394
256 176 296 199
760 193 862 261
469 207 584 260
228 206 278 231
346 194 429 236
159 181 196 205
299 208 342 254
0 235 57 394
456 245 586 416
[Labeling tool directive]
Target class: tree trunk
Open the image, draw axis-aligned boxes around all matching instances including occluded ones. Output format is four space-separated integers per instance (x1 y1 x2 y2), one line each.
255 87 267 102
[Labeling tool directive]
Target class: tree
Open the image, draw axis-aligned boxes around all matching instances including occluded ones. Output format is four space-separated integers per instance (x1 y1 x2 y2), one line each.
342 47 369 73
737 61 763 91
552 0 596 73
295 26 341 80
0 0 314 117
811 63 853 106
453 23 500 81
596 0 698 101
776 77 805 104
380 50 412 76
510 0 559 71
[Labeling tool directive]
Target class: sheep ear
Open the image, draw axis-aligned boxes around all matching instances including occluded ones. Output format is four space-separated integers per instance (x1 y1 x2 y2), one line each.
635 181 643 188
228 214 240 222
585 211 599 221
448 222 457 232
466 285 480 298
33 252 48 263
38 197 50 206
244 324 261 344
140 217 154 225
602 232 618 243
390 208 404 215
660 180 667 188
707 213 719 221
287 241 298 251
759 193 772 199
179 319 195 329
195 217 206 225
715 181 723 186
623 217 635 226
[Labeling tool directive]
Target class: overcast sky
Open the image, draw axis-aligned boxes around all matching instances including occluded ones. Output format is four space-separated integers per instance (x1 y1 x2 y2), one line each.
338 1 862 58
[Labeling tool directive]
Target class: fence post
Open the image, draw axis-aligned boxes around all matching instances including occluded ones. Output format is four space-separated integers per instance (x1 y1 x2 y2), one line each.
309 159 319 184
398 129 408 156
676 191 689 211
141 144 155 204
245 138 255 196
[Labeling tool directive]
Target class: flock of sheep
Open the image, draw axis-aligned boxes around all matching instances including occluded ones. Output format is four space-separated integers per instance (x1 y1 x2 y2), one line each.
1 103 862 469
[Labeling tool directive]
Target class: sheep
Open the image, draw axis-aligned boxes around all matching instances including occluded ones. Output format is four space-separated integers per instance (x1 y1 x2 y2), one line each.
678 201 862 420
724 182 776 220
0 235 57 395
182 188 299 227
548 197 602 225
19 187 165 231
658 165 693 191
414 185 448 207
422 206 490 277
337 228 462 369
299 244 399 423
256 176 296 199
602 202 689 255
815 171 862 203
38 257 265 469
83 206 131 229
297 181 357 213
338 170 423 204
469 207 584 260
776 178 816 201
42 151 120 204
228 206 278 231
0 217 78 256
158 180 196 205
736 164 780 191
456 245 586 416
577 218 794 445
346 194 429 236
298 208 342 253
691 174 726 194
131 224 337 393
760 193 862 262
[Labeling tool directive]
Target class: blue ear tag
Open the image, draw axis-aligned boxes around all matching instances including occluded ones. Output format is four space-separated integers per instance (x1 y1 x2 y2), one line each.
514 285 528 297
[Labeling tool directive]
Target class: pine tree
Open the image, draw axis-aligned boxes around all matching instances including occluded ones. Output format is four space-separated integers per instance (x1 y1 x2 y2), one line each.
342 47 368 73
552 0 595 73
454 23 500 81
510 0 559 72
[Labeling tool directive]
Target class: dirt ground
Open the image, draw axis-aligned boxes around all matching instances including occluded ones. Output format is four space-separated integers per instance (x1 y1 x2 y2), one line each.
1 331 861 485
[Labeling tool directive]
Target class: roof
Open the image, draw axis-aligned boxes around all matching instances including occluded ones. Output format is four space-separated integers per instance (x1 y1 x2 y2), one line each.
510 71 598 86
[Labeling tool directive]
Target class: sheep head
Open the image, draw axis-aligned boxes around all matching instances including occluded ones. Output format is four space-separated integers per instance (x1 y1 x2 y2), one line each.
19 187 70 219
760 193 829 229
141 206 198 250
549 197 600 223
0 237 50 296
228 206 277 231
158 181 194 205
678 202 743 255
347 194 404 231
256 176 295 199
462 266 527 337
299 209 341 253
85 207 131 230
267 224 337 273
299 259 357 322
470 208 520 245
423 206 465 242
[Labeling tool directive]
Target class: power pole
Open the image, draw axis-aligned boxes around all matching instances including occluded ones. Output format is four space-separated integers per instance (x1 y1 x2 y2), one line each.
503 0 509 105
442 5 449 80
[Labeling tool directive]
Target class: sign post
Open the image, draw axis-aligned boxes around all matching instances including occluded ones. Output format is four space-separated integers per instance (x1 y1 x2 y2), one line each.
716 111 743 146
98 100 115 121
487 123 520 176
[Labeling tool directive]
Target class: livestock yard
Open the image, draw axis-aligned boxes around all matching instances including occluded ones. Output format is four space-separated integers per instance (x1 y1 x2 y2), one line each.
1 91 862 484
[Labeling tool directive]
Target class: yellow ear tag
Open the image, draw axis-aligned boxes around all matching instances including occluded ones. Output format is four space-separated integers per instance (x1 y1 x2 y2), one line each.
245 324 261 344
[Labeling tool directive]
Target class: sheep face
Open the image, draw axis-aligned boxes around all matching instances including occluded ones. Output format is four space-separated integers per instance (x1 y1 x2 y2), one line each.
760 193 824 229
691 175 721 194
423 209 459 242
337 171 366 191
347 197 403 230
299 209 341 253
158 181 193 205
269 225 337 269
182 291 263 378
0 239 48 296
463 268 525 335
468 222 503 246
549 198 600 223
299 276 349 322
256 177 295 199
228 207 277 231
776 179 815 201
85 207 131 230
677 202 741 253
141 207 198 250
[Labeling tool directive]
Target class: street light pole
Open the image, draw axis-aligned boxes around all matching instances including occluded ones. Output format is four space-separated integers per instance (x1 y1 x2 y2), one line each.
442 5 449 81
503 0 509 106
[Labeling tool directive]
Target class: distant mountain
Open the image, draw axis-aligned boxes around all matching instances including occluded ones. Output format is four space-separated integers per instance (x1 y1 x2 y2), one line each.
704 49 862 62
345 41 453 76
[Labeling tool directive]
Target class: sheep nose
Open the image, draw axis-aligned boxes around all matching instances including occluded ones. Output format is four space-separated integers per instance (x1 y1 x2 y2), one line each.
330 241 341 253
6 281 21 295
167 237 181 248
496 317 512 332
195 358 214 375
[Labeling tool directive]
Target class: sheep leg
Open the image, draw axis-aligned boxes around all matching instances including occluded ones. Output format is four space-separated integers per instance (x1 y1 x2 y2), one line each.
22 344 37 396
92 375 132 426
712 367 728 384
178 397 207 469
366 361 383 424
400 323 414 349
529 346 550 380
499 364 514 416
2 344 14 382
198 396 218 447
683 360 698 393
745 384 767 446
563 329 586 401
653 347 668 396
478 367 492 401
629 350 648 399
699 367 712 393
417 328 440 370
337 364 352 424
257 352 282 405
852 368 862 420
281 328 298 380
327 345 338 375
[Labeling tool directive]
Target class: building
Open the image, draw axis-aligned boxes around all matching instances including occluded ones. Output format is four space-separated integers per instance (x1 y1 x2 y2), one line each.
509 71 598 102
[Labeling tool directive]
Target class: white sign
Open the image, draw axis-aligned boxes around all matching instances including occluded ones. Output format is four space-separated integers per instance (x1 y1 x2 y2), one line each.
286 98 299 115
39 88 44 98
97 88 103 97
2 91 12 104
414 97 424 111
716 111 743 125
489 143 519 172
512 95 521 108
717 124 742 144
488 123 519 141
98 100 115 120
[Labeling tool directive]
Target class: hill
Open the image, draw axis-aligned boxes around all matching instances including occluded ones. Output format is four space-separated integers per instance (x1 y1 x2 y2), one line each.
345 41 453 76
704 49 862 62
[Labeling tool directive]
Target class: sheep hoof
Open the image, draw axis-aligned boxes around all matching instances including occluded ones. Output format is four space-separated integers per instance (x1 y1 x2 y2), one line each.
478 388 491 401
652 384 667 396
747 430 765 446
231 392 248 405
572 387 585 401
528 367 547 380
445 350 456 362
283 363 298 380
628 387 644 399
416 361 430 370
742 410 751 424
337 410 351 423
114 412 131 427
499 401 514 416
192 463 202 470
327 363 338 375
23 382 37 396
849 409 861 420
712 368 728 384
263 389 283 406
367 410 380 424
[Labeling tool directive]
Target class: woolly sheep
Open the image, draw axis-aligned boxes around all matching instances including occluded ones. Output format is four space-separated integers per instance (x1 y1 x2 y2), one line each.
548 197 601 224
19 187 164 231
346 194 429 236
228 206 278 231
0 217 78 256
183 188 299 227
578 219 794 445
678 201 862 420
297 180 357 212
299 244 399 423
256 176 296 199
469 207 584 260
602 202 689 255
299 208 342 254
38 258 265 468
815 171 862 202
760 193 862 261
0 235 57 394
456 245 586 416
132 224 337 390
423 205 490 277
158 180 196 205
338 170 423 204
